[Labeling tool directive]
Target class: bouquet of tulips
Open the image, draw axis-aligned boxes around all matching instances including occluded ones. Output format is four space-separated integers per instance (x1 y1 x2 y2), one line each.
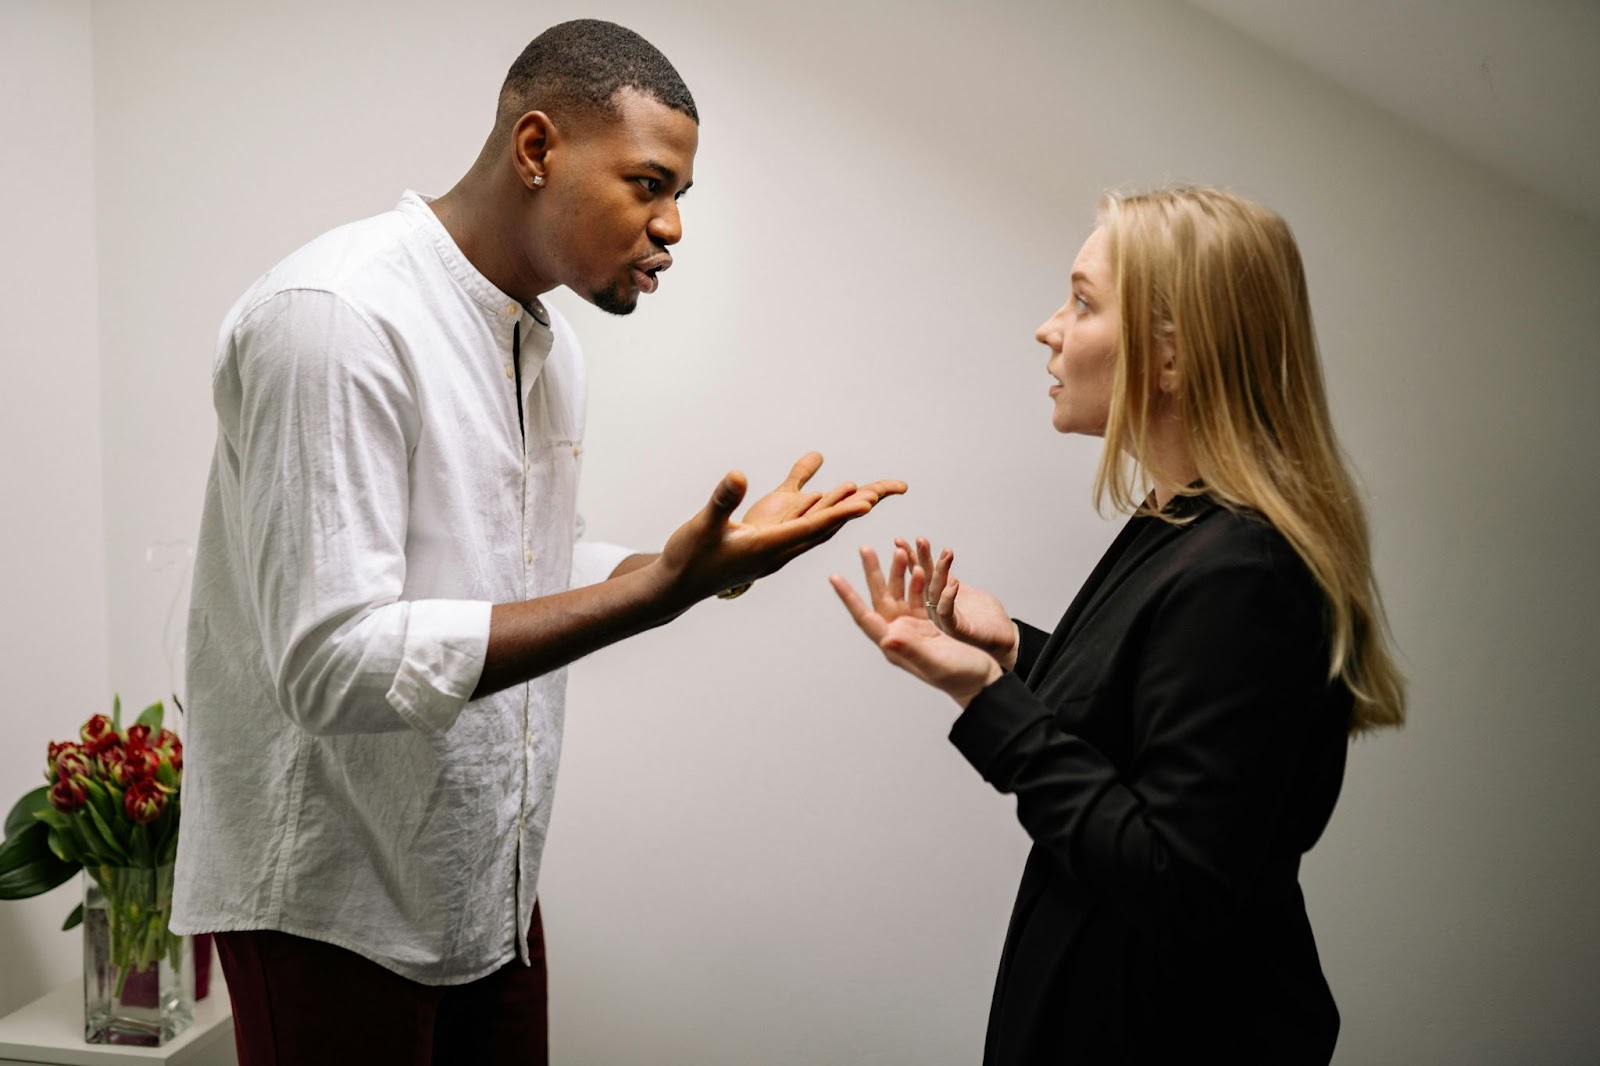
0 698 184 982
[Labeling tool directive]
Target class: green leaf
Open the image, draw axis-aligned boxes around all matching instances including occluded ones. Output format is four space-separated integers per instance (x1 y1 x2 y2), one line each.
0 823 76 899
33 808 70 831
62 903 84 931
5 786 50 840
81 801 130 864
153 804 181 866
44 824 86 869
133 701 164 734
112 694 123 732
67 816 114 869
0 821 52 871
0 857 77 900
130 823 153 867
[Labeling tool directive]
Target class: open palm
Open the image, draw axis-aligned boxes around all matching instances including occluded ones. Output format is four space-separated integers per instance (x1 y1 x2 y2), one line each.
829 544 1003 706
905 538 1019 669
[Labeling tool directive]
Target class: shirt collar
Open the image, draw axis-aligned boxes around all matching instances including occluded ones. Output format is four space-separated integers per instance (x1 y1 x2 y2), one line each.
397 190 550 329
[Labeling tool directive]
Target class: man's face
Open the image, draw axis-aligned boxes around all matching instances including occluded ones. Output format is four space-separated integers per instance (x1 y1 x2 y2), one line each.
535 89 698 315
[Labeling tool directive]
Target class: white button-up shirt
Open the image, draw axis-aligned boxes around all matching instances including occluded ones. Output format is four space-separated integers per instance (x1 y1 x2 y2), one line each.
172 191 631 984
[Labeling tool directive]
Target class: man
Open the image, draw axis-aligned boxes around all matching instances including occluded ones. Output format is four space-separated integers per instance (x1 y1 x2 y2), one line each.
171 20 902 1065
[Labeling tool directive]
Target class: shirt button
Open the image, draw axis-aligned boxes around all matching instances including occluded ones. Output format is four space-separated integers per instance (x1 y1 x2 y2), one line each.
571 444 581 458
525 550 533 564
505 363 515 379
505 301 519 316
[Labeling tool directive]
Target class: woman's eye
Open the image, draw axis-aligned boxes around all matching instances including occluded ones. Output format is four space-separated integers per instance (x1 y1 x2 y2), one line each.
1073 295 1090 313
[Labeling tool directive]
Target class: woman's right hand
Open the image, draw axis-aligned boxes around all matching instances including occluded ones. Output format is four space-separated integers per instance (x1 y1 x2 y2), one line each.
903 538 1019 671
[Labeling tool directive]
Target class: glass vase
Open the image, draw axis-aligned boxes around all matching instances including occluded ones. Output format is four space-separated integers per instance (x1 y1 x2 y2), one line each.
82 863 194 1046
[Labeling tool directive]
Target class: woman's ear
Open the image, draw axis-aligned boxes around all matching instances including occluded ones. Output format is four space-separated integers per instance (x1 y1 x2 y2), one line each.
1155 327 1178 395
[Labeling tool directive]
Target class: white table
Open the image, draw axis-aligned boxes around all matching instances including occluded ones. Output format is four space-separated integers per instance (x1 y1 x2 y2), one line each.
0 980 235 1066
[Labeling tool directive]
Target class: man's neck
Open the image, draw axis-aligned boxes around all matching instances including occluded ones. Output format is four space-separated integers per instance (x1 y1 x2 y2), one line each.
430 171 548 307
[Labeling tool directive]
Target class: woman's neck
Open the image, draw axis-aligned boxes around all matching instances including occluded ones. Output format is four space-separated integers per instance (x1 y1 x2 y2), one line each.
1144 409 1199 509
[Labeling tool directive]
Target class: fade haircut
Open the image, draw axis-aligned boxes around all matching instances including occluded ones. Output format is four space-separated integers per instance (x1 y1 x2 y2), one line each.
495 20 697 140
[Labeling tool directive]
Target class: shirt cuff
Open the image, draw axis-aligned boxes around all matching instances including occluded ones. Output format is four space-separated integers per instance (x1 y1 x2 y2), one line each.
385 599 493 735
571 540 637 589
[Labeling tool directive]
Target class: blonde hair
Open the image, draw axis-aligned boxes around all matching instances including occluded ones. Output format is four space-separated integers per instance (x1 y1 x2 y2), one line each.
1095 185 1405 734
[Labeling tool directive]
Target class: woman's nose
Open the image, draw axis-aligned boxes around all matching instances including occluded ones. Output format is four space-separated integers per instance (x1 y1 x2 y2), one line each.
1036 313 1062 350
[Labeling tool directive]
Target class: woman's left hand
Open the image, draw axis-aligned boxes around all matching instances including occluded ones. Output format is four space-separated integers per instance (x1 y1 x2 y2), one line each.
830 548 1004 708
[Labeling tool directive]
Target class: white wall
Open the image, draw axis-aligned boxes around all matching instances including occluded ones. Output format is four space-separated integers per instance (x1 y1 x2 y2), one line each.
0 0 110 1019
11 0 1595 1060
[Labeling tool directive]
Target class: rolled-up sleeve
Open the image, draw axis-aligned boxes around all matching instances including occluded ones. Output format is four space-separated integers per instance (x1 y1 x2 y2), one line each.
229 289 490 735
569 512 636 588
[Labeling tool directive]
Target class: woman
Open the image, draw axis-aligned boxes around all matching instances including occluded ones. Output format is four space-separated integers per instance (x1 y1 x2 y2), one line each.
831 186 1405 1065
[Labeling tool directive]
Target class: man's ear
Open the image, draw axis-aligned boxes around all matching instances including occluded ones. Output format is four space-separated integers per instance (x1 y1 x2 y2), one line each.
510 111 557 191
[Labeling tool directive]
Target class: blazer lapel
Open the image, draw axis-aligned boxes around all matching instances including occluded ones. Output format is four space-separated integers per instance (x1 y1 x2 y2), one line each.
1026 494 1219 688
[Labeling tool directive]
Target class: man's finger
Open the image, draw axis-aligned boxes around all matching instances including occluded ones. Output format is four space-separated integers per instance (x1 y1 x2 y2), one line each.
860 479 909 500
815 481 858 510
779 451 825 492
784 491 824 521
706 471 748 525
744 496 874 562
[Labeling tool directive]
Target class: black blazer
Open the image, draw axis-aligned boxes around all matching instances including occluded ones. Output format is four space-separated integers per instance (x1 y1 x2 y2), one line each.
950 494 1351 1065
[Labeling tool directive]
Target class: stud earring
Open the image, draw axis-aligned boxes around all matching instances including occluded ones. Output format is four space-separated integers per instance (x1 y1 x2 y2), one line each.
532 175 545 187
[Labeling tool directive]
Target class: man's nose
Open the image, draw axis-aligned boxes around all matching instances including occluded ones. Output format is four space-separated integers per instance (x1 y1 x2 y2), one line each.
649 201 682 246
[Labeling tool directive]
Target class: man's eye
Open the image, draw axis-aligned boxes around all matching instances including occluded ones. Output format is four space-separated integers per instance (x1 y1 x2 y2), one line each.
636 177 660 194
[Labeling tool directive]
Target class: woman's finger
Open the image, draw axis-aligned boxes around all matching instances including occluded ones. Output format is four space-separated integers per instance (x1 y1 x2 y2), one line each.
860 545 891 608
909 564 929 610
889 545 909 604
937 576 961 629
829 574 889 642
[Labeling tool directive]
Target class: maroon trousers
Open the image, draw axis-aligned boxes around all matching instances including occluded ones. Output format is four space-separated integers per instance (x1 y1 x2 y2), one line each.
214 902 547 1066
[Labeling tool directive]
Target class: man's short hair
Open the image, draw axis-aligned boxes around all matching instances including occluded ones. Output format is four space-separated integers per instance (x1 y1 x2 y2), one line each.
496 20 698 138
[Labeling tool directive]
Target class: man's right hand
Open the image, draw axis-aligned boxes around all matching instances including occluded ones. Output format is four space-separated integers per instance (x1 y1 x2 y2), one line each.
474 455 901 700
652 456 906 609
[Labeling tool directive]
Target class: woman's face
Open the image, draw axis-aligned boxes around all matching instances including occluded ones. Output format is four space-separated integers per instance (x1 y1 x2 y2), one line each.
1037 227 1119 436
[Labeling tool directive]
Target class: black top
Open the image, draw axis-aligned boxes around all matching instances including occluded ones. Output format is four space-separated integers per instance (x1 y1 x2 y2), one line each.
951 494 1351 1065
